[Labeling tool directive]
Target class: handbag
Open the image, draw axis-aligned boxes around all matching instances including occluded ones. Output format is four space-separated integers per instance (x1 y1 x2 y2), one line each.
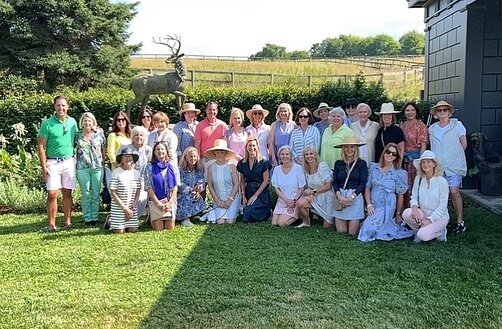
148 200 173 222
334 160 357 211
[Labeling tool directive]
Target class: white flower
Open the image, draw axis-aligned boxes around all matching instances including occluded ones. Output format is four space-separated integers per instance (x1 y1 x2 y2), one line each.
0 134 8 149
11 122 27 140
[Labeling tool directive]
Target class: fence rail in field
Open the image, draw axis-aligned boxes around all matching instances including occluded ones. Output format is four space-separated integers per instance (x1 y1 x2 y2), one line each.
134 68 425 88
131 54 424 70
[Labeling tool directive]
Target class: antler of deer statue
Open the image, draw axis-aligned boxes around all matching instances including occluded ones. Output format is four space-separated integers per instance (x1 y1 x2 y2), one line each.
127 35 187 115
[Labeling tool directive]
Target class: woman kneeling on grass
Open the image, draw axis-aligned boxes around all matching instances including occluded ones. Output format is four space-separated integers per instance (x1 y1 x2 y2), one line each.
402 150 449 242
205 139 241 224
109 146 141 234
145 141 179 231
271 145 306 227
295 146 335 228
332 136 368 236
358 143 413 242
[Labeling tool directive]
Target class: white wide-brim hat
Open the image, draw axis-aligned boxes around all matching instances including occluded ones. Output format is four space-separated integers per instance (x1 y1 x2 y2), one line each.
375 102 401 115
333 135 366 148
413 150 440 170
430 100 455 116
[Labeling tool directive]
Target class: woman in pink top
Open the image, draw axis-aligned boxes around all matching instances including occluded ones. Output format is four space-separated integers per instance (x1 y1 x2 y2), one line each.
224 107 249 160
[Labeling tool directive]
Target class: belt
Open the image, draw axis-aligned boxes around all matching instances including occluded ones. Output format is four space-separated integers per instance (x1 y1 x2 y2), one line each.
47 156 71 162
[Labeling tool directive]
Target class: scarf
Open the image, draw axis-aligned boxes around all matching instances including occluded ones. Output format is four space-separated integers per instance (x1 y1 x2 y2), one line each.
151 161 176 200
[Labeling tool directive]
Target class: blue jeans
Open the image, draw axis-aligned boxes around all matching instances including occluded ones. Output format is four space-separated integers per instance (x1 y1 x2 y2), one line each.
76 168 103 222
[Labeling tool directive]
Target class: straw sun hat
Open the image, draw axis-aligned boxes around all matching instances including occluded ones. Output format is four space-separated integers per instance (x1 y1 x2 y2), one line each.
204 139 236 159
333 135 366 148
430 100 455 116
245 104 270 120
313 102 331 118
179 102 201 115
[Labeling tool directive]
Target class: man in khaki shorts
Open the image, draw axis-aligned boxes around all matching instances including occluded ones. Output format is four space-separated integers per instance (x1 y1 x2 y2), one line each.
37 95 78 232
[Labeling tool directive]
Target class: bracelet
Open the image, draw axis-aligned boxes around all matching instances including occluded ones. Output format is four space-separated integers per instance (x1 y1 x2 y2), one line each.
350 194 355 199
367 204 374 208
228 195 234 201
396 212 402 215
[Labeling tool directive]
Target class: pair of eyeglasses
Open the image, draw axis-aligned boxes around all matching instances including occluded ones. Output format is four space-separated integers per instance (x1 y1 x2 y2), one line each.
298 115 309 119
385 150 398 157
346 105 356 109
252 112 263 116
436 108 449 113
142 115 151 119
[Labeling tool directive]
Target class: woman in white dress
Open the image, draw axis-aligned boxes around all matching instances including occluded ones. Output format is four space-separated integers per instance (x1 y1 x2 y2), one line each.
271 145 306 227
205 139 241 224
351 103 380 167
295 146 335 228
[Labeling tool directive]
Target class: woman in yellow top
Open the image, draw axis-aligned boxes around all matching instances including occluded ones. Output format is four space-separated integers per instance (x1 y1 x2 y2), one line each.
320 107 354 169
107 111 132 169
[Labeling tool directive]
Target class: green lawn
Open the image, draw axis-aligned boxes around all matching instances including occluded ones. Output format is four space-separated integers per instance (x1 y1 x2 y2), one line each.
1 202 501 329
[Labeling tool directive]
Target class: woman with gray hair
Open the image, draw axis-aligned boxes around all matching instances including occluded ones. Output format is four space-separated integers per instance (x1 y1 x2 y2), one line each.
118 125 152 218
75 112 106 226
320 106 354 169
351 103 380 166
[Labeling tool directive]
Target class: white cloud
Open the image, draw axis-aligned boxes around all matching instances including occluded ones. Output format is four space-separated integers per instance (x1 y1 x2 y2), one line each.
125 0 425 56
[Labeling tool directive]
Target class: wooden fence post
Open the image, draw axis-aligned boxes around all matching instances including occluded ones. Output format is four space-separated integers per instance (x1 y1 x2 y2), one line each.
189 70 195 87
231 72 235 87
270 74 274 85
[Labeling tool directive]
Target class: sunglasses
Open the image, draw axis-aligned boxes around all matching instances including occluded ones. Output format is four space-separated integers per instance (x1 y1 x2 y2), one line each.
116 118 126 122
346 105 356 109
252 112 263 116
142 115 151 119
385 150 398 157
436 108 449 113
298 115 309 119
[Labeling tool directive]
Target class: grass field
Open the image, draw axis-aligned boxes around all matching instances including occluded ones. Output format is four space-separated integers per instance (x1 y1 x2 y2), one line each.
1 197 501 328
130 57 425 100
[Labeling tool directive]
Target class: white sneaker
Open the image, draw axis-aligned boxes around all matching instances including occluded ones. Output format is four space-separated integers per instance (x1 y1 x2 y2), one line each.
437 228 447 242
181 219 194 228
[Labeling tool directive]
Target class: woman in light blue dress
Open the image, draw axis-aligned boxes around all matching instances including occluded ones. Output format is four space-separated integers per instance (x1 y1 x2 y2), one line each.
204 139 241 224
358 143 413 242
268 103 296 167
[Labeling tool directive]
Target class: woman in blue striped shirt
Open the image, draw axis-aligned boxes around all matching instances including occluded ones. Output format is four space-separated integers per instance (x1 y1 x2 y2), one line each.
289 107 320 165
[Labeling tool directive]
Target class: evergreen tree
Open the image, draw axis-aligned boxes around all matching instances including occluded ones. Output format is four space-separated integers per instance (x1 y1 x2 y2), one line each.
0 0 140 90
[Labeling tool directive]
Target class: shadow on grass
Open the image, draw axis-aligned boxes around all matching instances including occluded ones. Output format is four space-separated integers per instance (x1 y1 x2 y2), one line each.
138 210 502 329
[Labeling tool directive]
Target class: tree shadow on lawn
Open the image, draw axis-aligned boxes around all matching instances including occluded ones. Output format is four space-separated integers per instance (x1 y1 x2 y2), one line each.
138 216 502 329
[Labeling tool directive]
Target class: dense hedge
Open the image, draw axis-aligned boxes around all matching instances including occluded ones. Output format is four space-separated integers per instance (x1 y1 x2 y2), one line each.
0 77 430 154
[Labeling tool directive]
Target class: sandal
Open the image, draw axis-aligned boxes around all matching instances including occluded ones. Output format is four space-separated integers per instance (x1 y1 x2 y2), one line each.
296 223 311 228
41 226 57 233
64 223 73 230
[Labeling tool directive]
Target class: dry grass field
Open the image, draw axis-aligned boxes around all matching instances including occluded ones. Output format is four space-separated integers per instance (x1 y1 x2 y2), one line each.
130 56 425 100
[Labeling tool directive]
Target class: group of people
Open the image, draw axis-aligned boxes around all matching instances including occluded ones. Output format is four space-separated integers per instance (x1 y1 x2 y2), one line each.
37 95 467 242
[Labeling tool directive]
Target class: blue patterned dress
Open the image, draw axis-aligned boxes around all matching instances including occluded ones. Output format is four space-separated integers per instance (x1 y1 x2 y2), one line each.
176 168 207 220
358 163 413 242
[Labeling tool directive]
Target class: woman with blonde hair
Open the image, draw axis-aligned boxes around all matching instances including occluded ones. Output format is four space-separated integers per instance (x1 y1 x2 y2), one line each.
236 136 272 222
75 112 106 226
271 145 306 227
358 143 412 242
269 103 296 167
224 107 249 160
332 136 368 236
295 146 335 228
402 151 449 242
176 147 206 227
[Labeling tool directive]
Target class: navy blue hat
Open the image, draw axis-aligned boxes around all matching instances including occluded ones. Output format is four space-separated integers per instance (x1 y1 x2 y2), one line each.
116 145 139 164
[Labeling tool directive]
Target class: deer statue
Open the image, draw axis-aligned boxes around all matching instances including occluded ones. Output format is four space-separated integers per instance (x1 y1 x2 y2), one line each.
127 35 187 115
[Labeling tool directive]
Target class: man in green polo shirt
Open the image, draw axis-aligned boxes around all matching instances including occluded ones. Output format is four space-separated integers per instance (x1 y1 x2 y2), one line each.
37 95 78 232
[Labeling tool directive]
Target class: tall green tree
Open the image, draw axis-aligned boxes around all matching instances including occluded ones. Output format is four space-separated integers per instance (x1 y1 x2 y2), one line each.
399 30 425 55
0 0 140 90
364 34 401 56
251 43 287 60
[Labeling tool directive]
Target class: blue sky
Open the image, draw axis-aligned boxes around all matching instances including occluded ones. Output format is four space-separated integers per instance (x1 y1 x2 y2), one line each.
121 0 425 56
